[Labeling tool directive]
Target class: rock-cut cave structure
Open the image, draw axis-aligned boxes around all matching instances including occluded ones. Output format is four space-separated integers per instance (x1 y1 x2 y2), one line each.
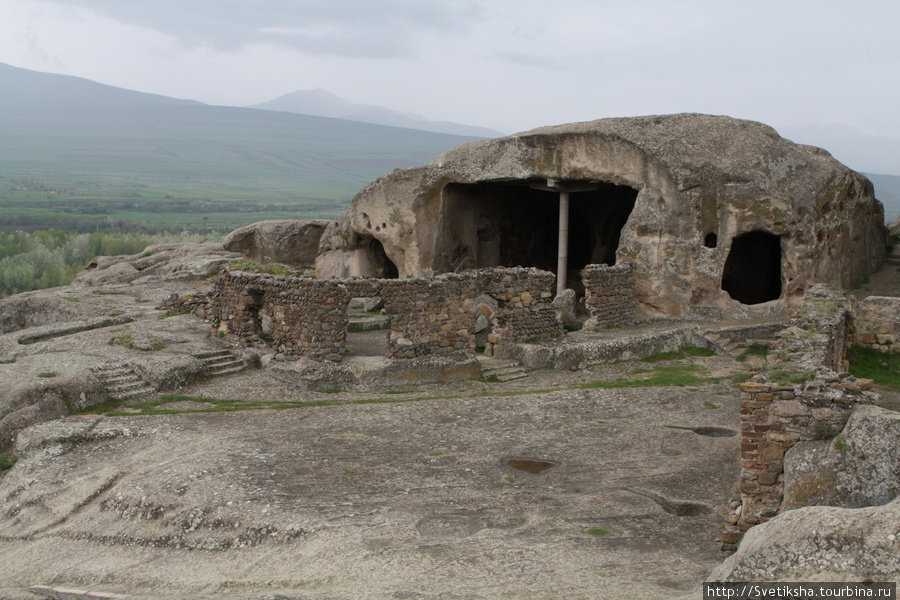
316 114 886 319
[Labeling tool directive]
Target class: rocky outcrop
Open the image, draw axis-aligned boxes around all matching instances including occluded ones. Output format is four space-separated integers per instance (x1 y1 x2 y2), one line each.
318 114 886 320
709 498 900 581
889 215 900 236
71 242 240 287
0 293 111 335
782 404 900 510
223 219 330 266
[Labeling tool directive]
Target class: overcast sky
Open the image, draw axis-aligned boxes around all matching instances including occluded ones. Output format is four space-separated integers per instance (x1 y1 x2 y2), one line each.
1 0 899 137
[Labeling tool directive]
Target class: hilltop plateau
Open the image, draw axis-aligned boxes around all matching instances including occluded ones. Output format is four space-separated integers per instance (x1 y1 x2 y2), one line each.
0 228 897 599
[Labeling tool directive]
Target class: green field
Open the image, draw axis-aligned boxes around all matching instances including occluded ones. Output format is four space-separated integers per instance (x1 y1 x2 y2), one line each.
0 63 479 233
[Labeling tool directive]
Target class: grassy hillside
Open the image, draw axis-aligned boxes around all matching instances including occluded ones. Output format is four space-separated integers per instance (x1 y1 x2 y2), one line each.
0 63 479 232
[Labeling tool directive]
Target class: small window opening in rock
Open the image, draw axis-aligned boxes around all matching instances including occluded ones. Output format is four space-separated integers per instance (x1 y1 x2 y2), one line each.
721 230 782 305
703 232 718 248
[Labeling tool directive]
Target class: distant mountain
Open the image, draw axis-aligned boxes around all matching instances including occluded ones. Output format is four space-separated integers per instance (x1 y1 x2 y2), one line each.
777 124 900 177
0 63 481 231
865 173 900 223
250 88 504 138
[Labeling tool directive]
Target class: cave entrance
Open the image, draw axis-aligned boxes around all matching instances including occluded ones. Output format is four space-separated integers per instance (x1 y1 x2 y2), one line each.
357 236 399 279
440 179 637 293
721 230 782 304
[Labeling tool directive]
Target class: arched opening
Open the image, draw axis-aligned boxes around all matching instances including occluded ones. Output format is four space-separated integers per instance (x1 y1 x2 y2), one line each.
355 236 398 279
704 232 718 248
721 231 782 304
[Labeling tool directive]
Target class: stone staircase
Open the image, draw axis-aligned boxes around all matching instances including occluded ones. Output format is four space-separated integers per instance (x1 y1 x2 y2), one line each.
93 364 156 401
477 356 529 382
701 322 784 360
193 350 246 377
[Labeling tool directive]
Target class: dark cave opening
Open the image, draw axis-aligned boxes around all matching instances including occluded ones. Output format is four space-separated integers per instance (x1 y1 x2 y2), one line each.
363 236 399 279
721 230 782 305
440 180 637 288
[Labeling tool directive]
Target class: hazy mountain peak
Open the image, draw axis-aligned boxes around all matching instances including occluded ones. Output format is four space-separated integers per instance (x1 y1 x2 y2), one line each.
249 88 504 138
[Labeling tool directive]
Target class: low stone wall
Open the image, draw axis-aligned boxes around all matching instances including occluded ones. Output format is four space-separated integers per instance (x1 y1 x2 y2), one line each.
208 272 353 361
207 268 560 361
734 286 878 536
851 296 900 353
582 263 635 328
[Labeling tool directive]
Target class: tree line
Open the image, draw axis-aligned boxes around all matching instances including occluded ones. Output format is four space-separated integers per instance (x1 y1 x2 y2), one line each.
0 230 217 298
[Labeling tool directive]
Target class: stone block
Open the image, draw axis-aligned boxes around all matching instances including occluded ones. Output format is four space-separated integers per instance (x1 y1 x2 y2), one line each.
772 401 809 417
757 442 784 461
757 472 778 486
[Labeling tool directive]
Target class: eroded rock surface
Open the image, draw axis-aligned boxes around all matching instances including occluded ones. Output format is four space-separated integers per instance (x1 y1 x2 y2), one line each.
223 219 330 266
318 114 886 320
710 499 900 581
72 242 240 287
782 404 900 509
0 381 742 599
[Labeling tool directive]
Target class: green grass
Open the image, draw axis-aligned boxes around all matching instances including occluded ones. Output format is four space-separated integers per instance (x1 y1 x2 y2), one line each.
77 392 450 416
736 345 769 362
767 366 817 386
0 452 17 472
641 345 715 363
0 78 479 233
848 346 900 391
641 351 685 362
110 333 134 349
682 345 715 357
584 527 611 537
579 364 725 389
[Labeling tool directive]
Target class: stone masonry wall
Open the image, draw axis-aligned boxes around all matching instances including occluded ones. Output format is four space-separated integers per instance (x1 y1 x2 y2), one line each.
208 271 352 362
851 296 900 353
733 286 878 539
207 267 560 361
582 263 635 328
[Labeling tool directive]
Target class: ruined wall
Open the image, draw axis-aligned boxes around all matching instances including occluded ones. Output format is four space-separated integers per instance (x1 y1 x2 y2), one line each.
851 296 900 353
733 286 877 537
207 268 560 361
582 263 635 328
207 272 352 362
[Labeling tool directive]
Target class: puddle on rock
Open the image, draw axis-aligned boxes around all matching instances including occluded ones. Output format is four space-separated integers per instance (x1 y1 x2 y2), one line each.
666 425 737 438
504 458 558 474
659 499 713 516
690 427 737 438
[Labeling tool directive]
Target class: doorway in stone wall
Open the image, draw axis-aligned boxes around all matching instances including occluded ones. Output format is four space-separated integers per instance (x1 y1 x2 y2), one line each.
721 230 783 304
344 296 391 357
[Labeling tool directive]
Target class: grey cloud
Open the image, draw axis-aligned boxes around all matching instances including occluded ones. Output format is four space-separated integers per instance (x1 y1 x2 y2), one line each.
493 51 559 69
45 0 482 57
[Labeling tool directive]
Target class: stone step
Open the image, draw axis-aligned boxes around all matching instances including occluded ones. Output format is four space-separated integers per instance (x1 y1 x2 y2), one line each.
478 357 529 382
204 355 239 367
193 350 246 378
209 364 247 377
208 360 243 372
93 363 157 401
107 380 151 393
97 373 141 385
193 350 233 360
487 370 529 382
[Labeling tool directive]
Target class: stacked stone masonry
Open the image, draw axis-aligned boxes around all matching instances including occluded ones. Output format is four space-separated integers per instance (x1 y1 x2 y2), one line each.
851 296 900 353
206 268 562 361
582 263 635 328
736 286 878 532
